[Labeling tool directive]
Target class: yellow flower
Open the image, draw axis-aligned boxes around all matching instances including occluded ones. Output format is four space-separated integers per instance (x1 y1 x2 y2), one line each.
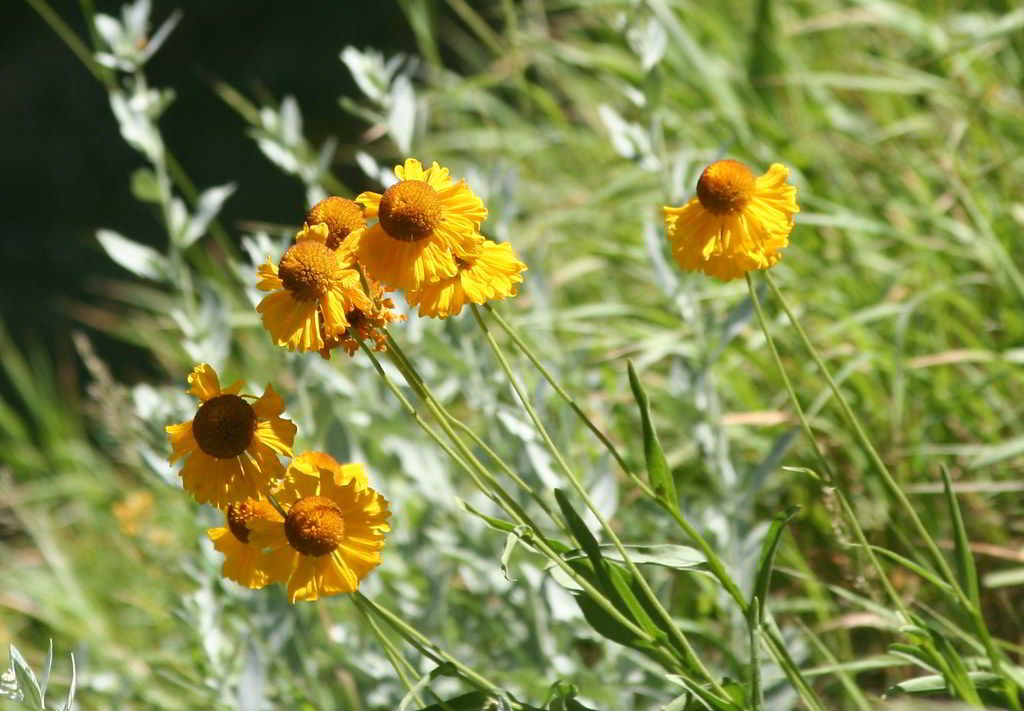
406 239 526 318
306 196 366 252
662 160 798 281
207 498 281 588
166 364 296 508
256 223 374 352
349 159 487 291
318 268 405 359
247 455 390 602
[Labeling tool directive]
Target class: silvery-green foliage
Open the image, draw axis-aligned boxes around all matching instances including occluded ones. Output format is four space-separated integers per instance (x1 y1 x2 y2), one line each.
252 96 337 205
1 644 76 711
340 47 419 153
93 0 181 72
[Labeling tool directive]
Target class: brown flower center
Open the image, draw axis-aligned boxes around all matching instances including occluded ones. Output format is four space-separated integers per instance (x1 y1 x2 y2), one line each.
284 495 345 556
226 499 278 543
306 196 366 250
696 159 755 214
278 241 343 301
192 394 256 459
377 180 443 242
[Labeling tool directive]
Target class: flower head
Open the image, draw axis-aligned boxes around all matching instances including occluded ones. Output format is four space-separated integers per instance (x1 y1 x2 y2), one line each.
247 455 390 602
349 159 487 291
406 239 526 318
208 498 281 588
662 160 798 281
306 196 365 251
256 223 374 352
166 364 296 508
318 268 405 359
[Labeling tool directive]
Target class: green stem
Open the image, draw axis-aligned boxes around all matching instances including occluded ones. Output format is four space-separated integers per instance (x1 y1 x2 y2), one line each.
23 0 112 87
761 271 1018 709
384 333 567 535
746 274 909 620
351 596 424 699
360 343 675 665
354 592 501 696
470 305 723 694
482 305 825 710
483 304 653 497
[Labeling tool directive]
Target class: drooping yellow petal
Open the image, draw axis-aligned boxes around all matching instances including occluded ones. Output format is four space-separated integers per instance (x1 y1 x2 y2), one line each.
165 421 196 463
256 290 324 352
406 239 526 318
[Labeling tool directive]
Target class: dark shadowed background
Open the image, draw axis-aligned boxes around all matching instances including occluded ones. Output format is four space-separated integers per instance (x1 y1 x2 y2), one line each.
1 2 419 382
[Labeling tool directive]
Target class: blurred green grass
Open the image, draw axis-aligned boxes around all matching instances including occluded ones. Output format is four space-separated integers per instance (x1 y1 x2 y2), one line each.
3 0 1024 708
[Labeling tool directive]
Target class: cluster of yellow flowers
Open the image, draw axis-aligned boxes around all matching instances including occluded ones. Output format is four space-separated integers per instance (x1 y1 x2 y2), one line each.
166 364 390 602
257 158 528 358
164 156 796 603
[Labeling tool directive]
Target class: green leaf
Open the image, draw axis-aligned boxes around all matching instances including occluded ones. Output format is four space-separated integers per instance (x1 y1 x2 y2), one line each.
39 640 52 702
554 489 604 568
941 465 980 607
414 691 529 711
130 167 162 203
627 361 678 508
500 526 531 582
398 663 457 711
545 681 600 711
9 645 43 709
666 675 744 711
865 545 955 596
751 506 799 620
888 672 1002 696
456 498 569 555
60 654 76 711
553 490 663 645
559 544 706 571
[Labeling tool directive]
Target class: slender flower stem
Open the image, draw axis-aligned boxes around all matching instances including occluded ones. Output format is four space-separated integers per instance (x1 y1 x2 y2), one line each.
760 271 1018 709
359 343 676 666
745 275 909 619
351 596 424 701
470 305 723 695
482 304 653 497
354 592 502 695
384 333 567 535
480 305 826 711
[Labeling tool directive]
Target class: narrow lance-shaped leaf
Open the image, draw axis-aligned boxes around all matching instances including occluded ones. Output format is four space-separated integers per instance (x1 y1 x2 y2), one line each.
752 506 800 621
627 361 678 508
940 465 980 608
39 640 52 702
9 646 42 710
553 490 662 648
61 653 76 711
396 663 457 711
501 526 531 582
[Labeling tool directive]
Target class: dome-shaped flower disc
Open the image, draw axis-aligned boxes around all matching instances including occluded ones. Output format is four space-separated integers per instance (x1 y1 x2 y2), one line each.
166 364 296 508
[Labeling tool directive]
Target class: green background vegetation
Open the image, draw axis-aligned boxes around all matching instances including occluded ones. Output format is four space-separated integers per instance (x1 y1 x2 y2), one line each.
2 0 1024 709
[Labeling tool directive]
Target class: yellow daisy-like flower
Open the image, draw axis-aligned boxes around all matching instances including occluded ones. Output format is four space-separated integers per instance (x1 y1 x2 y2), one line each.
207 498 281 588
256 223 374 352
247 456 390 602
306 196 366 252
166 364 296 509
350 159 487 291
662 160 799 281
406 239 527 318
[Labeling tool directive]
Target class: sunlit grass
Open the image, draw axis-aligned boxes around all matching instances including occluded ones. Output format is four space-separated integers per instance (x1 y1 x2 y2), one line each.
4 0 1024 709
